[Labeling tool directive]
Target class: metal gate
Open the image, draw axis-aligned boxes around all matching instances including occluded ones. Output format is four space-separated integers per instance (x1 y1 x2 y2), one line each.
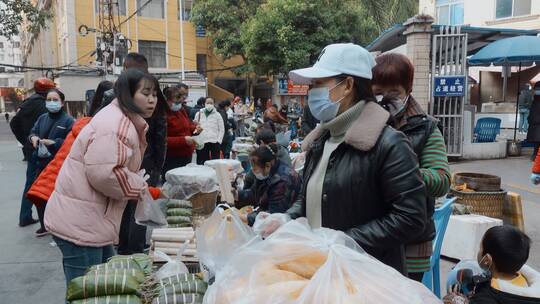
430 26 468 157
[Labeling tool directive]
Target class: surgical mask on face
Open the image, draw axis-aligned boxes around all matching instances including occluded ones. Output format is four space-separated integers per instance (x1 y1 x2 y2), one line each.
205 104 214 112
375 95 384 102
379 95 409 117
171 103 182 112
46 100 62 113
307 79 346 122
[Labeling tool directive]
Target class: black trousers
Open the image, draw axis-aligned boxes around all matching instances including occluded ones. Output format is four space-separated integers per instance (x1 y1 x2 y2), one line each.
117 201 147 255
408 272 425 282
196 142 221 165
162 155 192 181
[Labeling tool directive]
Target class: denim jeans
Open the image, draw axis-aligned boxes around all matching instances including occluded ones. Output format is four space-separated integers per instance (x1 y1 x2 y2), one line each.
519 108 530 133
19 157 38 224
53 235 115 284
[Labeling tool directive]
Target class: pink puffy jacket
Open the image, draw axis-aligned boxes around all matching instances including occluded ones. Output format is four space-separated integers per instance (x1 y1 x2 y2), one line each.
45 100 149 247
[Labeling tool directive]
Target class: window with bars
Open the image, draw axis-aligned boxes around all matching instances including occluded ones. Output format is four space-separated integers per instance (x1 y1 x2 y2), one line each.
138 40 166 68
95 0 127 16
178 0 194 20
495 0 531 19
436 0 464 25
137 0 164 19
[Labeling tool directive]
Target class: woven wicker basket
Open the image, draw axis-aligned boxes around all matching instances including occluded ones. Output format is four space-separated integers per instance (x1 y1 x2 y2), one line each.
190 191 218 216
450 188 506 219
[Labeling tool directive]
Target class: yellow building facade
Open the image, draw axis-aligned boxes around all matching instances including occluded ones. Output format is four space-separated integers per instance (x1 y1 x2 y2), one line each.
21 0 242 101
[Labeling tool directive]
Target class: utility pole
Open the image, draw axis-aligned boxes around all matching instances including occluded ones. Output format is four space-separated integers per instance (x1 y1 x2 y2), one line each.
179 0 185 81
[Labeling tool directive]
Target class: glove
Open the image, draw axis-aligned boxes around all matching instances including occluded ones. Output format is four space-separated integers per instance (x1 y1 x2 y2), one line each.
530 173 540 185
138 169 150 182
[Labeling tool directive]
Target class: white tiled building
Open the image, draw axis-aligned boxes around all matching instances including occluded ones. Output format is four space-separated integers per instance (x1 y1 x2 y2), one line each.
419 0 540 29
0 36 24 88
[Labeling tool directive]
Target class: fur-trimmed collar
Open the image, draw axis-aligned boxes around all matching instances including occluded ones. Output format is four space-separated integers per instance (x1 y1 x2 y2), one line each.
302 101 390 152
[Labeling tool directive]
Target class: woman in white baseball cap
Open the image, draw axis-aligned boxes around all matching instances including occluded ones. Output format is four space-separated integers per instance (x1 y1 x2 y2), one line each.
255 43 429 275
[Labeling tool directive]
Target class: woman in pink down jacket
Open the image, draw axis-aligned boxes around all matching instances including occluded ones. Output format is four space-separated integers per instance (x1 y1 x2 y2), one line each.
44 69 159 284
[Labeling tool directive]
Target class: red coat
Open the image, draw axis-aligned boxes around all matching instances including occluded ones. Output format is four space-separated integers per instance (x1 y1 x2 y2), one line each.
533 149 540 174
166 108 196 157
27 117 161 207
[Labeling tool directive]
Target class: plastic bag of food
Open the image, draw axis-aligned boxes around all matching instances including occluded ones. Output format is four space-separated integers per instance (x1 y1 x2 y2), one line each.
154 250 189 281
196 206 256 274
71 295 142 304
135 189 168 227
163 164 219 200
66 274 141 301
203 219 439 304
295 244 428 304
252 212 290 239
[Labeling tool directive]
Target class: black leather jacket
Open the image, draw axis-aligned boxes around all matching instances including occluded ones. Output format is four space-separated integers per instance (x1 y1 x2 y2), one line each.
286 102 428 274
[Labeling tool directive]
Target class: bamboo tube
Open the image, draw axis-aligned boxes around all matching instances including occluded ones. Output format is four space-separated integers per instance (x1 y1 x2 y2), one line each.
153 241 197 249
154 247 197 256
152 227 194 233
151 235 195 242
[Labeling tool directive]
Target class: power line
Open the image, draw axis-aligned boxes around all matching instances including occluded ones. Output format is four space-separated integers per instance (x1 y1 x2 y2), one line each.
118 0 154 27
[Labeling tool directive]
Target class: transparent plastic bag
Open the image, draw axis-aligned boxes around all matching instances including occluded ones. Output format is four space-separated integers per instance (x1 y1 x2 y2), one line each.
134 189 168 227
37 142 51 158
196 206 255 275
154 247 189 281
296 245 428 304
203 219 438 304
163 164 220 200
252 212 290 239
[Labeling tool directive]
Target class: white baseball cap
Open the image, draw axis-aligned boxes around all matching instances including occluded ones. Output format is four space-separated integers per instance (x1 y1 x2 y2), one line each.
289 43 376 84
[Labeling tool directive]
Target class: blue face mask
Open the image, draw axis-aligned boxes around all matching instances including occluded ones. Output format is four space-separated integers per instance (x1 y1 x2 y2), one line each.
308 79 346 122
171 103 182 112
46 100 62 113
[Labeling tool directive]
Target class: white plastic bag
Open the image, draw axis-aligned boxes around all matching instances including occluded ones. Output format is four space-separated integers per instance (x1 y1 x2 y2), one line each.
203 219 438 304
252 212 290 239
196 206 255 275
134 189 168 227
37 142 51 158
154 247 189 281
295 244 426 304
163 164 220 200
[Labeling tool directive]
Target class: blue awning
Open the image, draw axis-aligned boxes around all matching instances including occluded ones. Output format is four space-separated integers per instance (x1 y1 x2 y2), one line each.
468 35 540 66
366 24 539 56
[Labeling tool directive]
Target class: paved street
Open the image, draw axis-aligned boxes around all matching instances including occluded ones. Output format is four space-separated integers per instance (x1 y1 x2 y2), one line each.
1 118 540 302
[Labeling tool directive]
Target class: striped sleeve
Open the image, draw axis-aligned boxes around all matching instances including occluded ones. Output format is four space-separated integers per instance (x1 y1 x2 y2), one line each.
419 128 451 198
84 121 146 200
